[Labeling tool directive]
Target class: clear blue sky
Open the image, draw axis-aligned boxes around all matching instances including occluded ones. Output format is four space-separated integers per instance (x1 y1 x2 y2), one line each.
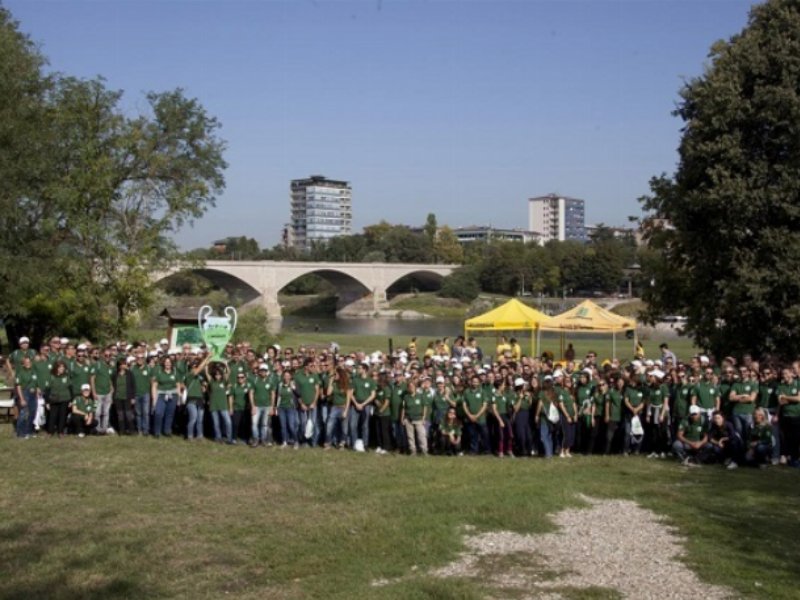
7 0 755 250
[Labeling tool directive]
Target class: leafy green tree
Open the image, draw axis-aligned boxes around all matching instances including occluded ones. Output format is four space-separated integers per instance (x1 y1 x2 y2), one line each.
640 0 800 357
423 213 438 241
439 267 481 303
433 226 464 264
214 236 261 260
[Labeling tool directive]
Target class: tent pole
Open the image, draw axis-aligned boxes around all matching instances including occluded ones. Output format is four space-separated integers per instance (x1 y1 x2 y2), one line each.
613 331 616 360
537 328 541 358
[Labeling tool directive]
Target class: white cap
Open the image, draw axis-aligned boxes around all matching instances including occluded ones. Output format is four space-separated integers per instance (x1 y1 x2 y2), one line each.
435 376 445 384
345 359 355 367
159 338 169 346
651 369 665 380
258 364 269 371
273 344 281 351
60 337 69 345
453 363 463 370
399 357 408 364
553 369 564 379
699 355 710 364
632 360 643 368
19 336 30 344
689 405 702 415
77 343 88 351
645 359 655 367
543 375 553 381
460 356 471 364
80 383 91 391
148 351 158 358
655 359 663 367
370 357 381 364
361 360 371 368
282 360 291 367
514 377 526 387
582 368 593 376
476 368 485 375
126 356 135 364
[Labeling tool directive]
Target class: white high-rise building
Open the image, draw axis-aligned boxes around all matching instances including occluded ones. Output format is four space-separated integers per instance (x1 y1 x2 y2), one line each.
289 175 352 251
528 194 586 243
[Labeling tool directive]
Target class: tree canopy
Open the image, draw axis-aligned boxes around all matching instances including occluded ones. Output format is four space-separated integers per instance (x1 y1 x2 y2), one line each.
639 0 800 358
0 7 226 343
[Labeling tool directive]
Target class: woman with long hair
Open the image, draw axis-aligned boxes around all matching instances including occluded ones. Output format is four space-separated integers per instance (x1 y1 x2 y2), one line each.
324 366 352 449
46 361 71 437
151 356 180 438
535 376 559 458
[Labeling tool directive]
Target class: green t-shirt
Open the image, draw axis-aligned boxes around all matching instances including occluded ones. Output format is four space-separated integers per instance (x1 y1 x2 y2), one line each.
353 375 375 403
679 418 705 442
556 386 576 418
208 380 229 412
463 388 487 424
433 389 451 412
390 382 407 420
515 391 532 411
74 394 96 415
606 390 623 422
130 364 151 396
113 372 129 401
293 371 319 406
674 384 692 419
91 360 115 395
375 387 391 416
70 361 92 391
624 386 645 410
592 391 606 421
231 381 251 411
330 383 349 408
15 366 38 391
491 389 509 415
185 372 205 400
693 381 719 410
576 385 594 414
251 375 275 408
227 360 248 385
33 358 54 389
778 381 800 417
48 374 72 403
758 381 778 410
749 422 773 446
648 384 668 407
152 367 179 393
403 389 426 421
9 348 36 371
731 380 756 416
277 382 296 409
441 422 462 438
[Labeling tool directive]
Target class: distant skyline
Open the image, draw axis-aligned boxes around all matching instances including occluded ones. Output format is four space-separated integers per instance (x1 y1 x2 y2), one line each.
7 0 755 250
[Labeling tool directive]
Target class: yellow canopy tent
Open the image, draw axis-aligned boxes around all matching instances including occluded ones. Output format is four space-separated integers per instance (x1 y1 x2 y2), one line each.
464 298 553 357
539 299 636 359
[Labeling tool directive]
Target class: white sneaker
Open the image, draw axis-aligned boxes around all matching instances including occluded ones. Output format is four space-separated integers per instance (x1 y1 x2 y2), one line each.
280 442 287 449
659 452 667 459
647 452 658 459
726 461 738 470
106 427 116 435
78 433 85 438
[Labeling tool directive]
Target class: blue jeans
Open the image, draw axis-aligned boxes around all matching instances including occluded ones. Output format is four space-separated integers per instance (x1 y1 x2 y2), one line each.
316 401 329 446
466 420 489 454
539 420 555 458
298 406 317 446
153 393 177 437
211 409 232 442
186 400 205 439
325 406 347 446
732 413 753 445
348 406 371 448
252 406 272 443
15 391 34 437
279 407 298 445
135 393 151 435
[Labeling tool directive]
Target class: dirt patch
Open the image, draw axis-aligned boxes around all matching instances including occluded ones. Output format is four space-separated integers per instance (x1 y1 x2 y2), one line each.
380 496 735 599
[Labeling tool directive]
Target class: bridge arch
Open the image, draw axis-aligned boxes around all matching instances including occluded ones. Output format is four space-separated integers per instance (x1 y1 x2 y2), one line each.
385 269 448 296
155 267 262 305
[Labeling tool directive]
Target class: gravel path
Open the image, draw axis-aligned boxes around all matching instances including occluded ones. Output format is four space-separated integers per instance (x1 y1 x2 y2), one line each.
429 495 735 599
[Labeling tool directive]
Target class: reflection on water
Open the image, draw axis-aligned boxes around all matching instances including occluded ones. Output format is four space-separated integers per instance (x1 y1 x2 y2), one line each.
280 316 464 337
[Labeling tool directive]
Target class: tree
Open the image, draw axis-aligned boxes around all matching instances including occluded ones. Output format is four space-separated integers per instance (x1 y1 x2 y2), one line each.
0 7 227 341
423 213 438 241
214 236 261 260
439 267 480 303
433 226 464 264
639 0 800 358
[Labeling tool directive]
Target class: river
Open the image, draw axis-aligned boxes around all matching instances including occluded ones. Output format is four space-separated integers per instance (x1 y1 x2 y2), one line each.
280 316 464 337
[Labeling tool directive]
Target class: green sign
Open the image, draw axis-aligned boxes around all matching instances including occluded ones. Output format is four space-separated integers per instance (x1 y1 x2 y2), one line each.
198 305 237 363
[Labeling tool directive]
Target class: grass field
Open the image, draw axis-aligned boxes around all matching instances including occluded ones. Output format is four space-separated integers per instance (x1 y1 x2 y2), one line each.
1 428 798 599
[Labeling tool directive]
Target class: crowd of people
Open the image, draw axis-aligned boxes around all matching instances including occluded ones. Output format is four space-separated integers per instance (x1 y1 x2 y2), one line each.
6 333 800 470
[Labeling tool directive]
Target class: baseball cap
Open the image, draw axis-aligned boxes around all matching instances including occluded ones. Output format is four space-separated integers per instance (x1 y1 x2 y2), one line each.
689 405 701 415
80 384 91 391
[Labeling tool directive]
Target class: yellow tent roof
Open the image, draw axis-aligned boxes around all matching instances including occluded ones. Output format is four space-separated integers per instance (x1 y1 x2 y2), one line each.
540 299 635 332
465 298 552 331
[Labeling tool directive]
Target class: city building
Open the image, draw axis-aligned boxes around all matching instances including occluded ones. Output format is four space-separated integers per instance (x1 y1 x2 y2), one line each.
585 224 637 243
452 226 542 245
528 194 586 243
289 175 352 251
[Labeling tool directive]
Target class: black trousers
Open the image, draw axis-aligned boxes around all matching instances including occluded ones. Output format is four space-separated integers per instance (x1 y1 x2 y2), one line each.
232 409 245 441
114 399 135 434
782 415 800 461
70 413 90 435
605 421 620 454
375 415 393 451
48 403 68 435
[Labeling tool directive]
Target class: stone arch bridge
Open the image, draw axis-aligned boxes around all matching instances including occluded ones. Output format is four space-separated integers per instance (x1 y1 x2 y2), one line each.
155 260 458 319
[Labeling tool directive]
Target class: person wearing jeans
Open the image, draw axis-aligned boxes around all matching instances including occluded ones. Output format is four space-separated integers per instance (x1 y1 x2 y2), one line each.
535 379 560 458
150 357 180 438
462 376 489 455
324 367 352 449
131 355 152 435
184 355 211 440
729 369 757 444
294 359 320 447
277 371 299 447
90 350 115 434
251 364 276 447
206 363 232 443
112 359 136 435
14 356 39 438
349 363 376 451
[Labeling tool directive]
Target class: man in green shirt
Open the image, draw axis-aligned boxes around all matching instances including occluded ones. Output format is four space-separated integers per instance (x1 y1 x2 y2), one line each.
672 405 710 466
294 358 320 447
91 347 116 434
349 362 376 452
745 408 773 467
251 364 276 447
401 380 428 456
691 368 720 426
778 368 800 465
623 378 646 455
130 353 152 435
14 355 39 438
728 366 757 443
390 372 408 453
9 336 36 375
463 375 489 455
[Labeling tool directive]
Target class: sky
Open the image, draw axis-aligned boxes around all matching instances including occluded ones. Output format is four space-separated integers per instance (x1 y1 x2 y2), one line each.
6 0 755 250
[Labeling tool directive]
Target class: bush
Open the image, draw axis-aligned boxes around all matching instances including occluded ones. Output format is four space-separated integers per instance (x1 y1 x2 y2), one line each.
439 267 480 303
232 306 272 352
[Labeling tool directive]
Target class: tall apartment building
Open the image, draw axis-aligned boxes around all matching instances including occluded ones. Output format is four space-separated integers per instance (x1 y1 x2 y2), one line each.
528 194 586 243
289 175 352 251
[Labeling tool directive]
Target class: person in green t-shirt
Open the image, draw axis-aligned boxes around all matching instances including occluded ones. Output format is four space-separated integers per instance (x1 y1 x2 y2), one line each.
112 359 136 435
644 371 670 458
691 368 721 425
535 377 559 458
205 363 232 444
462 375 489 455
230 371 253 445
277 369 299 447
150 357 180 438
46 361 72 437
672 406 710 465
777 368 800 464
130 354 152 436
293 359 320 447
556 375 577 458
250 363 276 447
490 379 512 457
70 384 96 437
757 366 780 463
623 377 646 455
349 362 376 451
389 372 408 453
728 366 757 442
440 407 463 456
604 377 625 455
401 380 428 456
324 366 352 449
745 408 773 467
90 348 116 434
184 354 211 441
374 373 393 454
511 378 534 457
13 355 39 438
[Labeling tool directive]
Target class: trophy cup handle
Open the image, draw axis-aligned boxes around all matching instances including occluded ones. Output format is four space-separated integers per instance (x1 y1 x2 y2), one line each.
224 306 238 335
198 305 213 331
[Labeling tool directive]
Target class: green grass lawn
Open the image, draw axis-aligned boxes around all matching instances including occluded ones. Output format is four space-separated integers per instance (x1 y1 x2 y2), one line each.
1 428 798 599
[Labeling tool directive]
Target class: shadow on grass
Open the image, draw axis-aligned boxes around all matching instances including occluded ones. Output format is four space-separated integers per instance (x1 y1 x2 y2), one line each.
0 522 158 600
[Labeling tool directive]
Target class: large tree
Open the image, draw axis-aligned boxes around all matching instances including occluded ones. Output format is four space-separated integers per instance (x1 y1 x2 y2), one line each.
0 8 226 342
640 0 800 358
